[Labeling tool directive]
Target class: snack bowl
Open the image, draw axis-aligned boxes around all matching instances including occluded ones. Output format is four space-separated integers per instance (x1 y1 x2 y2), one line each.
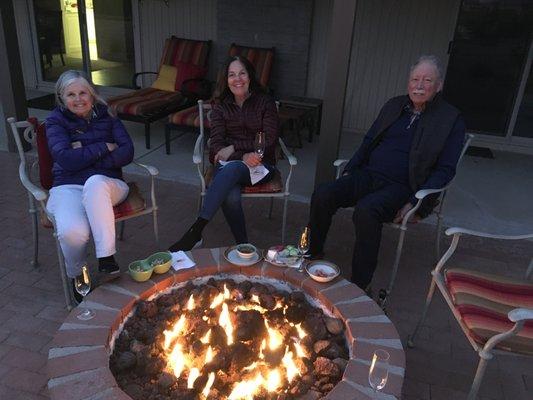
128 260 153 282
147 251 172 274
236 243 257 259
305 260 340 283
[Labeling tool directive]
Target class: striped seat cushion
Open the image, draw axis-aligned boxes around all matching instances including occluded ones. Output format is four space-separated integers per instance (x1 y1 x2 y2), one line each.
169 104 210 128
204 166 283 194
229 44 274 87
160 36 211 68
445 268 533 355
108 88 186 116
113 182 146 219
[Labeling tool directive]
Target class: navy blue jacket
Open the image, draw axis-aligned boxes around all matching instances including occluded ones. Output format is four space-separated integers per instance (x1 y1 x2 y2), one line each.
45 104 134 187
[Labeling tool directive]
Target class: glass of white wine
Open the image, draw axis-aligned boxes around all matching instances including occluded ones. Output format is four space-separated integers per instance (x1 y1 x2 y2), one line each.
297 226 310 272
75 265 95 320
254 131 265 159
368 349 389 396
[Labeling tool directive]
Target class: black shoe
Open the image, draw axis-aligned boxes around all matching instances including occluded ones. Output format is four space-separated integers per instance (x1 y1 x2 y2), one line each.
71 277 84 304
169 230 203 252
98 255 120 275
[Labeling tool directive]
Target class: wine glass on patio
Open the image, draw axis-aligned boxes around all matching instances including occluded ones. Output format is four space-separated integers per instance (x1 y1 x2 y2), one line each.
254 131 265 158
297 226 310 272
368 349 389 396
75 265 95 320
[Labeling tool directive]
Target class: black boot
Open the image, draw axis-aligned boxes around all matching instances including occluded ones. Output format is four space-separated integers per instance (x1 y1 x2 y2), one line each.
98 255 120 275
169 218 207 252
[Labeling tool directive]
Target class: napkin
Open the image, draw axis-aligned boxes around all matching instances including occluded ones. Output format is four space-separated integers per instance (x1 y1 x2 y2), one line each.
170 251 196 271
218 160 269 185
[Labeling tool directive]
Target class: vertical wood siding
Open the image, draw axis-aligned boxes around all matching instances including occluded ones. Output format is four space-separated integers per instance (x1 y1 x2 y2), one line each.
343 0 460 132
137 0 217 84
14 0 38 88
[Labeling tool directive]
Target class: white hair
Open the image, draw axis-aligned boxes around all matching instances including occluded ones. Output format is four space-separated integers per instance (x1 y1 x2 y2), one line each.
410 55 443 82
54 70 113 115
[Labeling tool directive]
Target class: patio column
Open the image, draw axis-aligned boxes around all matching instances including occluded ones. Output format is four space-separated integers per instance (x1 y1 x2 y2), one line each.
313 0 357 187
0 1 28 152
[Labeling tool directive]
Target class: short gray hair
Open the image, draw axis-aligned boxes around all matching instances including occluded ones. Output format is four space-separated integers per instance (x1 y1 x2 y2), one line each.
410 55 443 82
54 70 113 115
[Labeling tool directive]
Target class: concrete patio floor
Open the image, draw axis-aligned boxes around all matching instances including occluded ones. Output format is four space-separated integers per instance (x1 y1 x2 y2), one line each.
0 139 532 399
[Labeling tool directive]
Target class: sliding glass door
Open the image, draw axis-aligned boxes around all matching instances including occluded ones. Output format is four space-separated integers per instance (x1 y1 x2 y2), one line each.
443 0 533 143
33 0 135 88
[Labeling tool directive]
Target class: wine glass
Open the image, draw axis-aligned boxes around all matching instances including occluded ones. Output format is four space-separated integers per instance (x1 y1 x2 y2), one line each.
368 349 389 395
297 227 310 271
254 131 265 158
75 265 95 320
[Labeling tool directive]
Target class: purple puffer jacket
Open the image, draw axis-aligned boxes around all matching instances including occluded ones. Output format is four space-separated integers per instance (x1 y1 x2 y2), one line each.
45 103 134 187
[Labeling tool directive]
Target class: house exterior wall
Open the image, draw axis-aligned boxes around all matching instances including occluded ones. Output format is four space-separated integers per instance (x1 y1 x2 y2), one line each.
343 0 461 132
306 0 332 99
13 0 38 89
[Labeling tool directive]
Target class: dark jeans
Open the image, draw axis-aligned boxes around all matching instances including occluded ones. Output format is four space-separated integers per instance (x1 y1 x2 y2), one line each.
309 169 411 289
200 161 275 244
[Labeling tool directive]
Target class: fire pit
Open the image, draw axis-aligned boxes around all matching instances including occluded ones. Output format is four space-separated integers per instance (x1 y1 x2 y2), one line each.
46 247 405 400
111 277 348 399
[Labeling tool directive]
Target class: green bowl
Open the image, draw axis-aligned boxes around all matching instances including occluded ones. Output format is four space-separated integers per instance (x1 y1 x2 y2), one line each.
128 260 153 282
147 251 172 274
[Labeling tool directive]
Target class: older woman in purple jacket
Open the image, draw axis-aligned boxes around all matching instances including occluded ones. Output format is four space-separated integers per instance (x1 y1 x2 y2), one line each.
46 70 134 301
169 56 279 251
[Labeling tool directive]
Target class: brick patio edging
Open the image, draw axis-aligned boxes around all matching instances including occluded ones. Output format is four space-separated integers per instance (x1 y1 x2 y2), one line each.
47 247 404 400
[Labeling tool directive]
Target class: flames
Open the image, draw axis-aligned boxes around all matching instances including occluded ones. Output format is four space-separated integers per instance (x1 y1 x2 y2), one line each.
162 284 308 399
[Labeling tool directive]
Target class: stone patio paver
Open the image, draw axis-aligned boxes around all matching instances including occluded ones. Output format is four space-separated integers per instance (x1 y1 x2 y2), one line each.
0 150 531 399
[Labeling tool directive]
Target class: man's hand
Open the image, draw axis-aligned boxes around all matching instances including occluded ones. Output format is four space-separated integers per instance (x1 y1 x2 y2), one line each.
242 152 262 167
106 142 118 152
214 145 235 164
393 202 420 224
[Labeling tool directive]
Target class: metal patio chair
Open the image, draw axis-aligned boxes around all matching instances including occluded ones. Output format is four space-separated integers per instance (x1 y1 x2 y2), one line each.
334 134 474 308
107 36 212 149
192 99 296 244
165 43 275 154
408 227 533 400
8 117 159 309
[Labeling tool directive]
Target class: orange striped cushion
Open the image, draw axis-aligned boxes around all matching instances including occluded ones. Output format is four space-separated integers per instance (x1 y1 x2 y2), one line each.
229 44 274 88
168 104 210 128
108 88 186 116
160 36 211 68
445 268 533 355
204 167 283 194
113 182 146 219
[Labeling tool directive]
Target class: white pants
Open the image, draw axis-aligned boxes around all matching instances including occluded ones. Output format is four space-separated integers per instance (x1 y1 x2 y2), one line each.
47 175 129 278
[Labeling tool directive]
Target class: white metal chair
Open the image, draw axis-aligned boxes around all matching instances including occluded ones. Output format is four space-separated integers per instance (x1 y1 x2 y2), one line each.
8 117 160 309
408 227 533 399
334 134 474 308
193 99 297 244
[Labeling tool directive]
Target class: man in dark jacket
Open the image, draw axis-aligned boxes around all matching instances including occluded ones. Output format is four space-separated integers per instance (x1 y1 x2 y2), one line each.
308 55 466 291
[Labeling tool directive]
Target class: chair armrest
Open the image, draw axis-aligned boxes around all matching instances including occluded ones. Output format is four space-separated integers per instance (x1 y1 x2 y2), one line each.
132 71 158 89
333 159 348 179
133 161 159 176
414 187 447 200
278 138 297 166
19 164 47 202
508 308 533 322
193 133 205 164
445 227 533 240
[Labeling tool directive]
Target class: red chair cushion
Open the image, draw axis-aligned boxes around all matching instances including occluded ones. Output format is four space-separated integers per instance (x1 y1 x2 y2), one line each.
159 36 211 68
27 117 54 190
168 104 211 128
445 268 533 355
229 44 274 88
174 61 208 91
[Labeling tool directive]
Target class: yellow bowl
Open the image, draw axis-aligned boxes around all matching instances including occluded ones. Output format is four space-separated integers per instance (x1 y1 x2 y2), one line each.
128 260 153 282
147 251 172 274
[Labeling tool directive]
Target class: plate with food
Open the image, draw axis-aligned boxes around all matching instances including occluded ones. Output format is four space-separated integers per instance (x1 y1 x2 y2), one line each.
305 260 340 282
265 245 301 267
224 244 261 266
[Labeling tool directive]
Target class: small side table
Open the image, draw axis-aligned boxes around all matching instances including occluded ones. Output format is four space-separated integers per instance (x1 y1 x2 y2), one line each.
279 96 323 143
278 106 308 149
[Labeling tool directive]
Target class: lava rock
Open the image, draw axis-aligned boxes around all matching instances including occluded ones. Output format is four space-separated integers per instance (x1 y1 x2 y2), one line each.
157 372 175 391
332 357 348 372
258 293 276 310
116 351 136 371
302 316 327 340
138 301 158 319
324 317 344 335
123 383 143 398
289 291 306 303
313 356 341 378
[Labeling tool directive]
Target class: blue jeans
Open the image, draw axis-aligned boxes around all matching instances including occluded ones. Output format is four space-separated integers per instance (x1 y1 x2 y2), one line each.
309 168 412 288
200 161 275 243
